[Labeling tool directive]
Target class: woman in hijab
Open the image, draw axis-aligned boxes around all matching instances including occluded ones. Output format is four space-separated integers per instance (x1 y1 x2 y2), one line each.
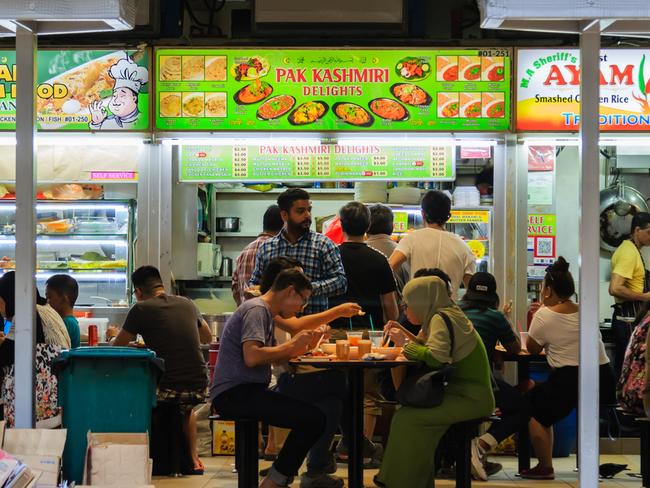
0 271 71 427
375 276 494 488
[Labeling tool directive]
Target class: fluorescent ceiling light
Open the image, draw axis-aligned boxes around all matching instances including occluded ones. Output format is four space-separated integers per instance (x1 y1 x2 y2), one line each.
0 0 137 37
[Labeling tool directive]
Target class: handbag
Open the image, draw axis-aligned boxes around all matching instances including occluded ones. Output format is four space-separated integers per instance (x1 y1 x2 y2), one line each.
396 312 455 408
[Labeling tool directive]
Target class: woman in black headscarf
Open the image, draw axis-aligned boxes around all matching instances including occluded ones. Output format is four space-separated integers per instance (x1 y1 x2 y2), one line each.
0 272 71 426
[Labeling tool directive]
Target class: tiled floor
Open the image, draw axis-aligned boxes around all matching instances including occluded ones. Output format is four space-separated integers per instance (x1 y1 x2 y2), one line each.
153 454 643 487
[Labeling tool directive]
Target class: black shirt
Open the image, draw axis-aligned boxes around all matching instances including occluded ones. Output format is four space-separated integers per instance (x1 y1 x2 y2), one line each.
330 242 396 329
123 294 207 391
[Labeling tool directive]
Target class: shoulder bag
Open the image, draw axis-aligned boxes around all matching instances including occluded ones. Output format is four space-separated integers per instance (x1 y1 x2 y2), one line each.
396 312 455 408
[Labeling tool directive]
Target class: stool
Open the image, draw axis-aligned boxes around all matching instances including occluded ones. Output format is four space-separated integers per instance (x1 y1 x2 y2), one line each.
210 414 258 488
636 417 650 487
448 416 500 488
151 400 193 476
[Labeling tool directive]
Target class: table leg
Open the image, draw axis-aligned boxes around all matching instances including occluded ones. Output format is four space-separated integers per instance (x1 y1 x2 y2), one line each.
348 368 365 488
517 360 531 473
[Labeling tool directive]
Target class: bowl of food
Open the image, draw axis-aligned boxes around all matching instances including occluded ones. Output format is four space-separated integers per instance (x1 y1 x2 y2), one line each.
321 343 336 355
372 347 402 360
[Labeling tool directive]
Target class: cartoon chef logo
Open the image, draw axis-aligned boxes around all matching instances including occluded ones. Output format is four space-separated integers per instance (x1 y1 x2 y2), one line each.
89 56 148 130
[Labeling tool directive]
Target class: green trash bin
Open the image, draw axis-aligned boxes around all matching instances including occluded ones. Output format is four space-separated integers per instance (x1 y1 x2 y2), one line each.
54 346 164 483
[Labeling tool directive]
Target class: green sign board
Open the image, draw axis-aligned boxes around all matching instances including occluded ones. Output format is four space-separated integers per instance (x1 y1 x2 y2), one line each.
156 48 510 132
179 144 454 182
0 49 149 130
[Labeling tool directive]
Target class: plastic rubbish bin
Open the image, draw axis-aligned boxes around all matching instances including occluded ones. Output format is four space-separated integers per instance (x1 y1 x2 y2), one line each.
54 346 164 483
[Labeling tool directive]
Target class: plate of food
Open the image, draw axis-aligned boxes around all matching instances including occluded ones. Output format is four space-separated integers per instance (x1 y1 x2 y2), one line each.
298 351 333 362
182 93 205 117
332 102 374 127
395 57 431 81
287 100 329 126
390 83 432 106
234 80 273 105
257 95 296 120
231 56 270 81
368 98 409 121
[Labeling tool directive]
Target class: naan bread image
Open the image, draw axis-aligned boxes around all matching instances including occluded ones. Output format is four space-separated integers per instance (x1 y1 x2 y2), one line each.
205 93 227 117
160 56 181 81
205 56 227 81
182 56 205 81
159 92 181 117
182 93 204 117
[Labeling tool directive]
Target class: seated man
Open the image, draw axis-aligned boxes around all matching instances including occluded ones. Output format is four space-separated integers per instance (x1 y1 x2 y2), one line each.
111 265 211 474
45 274 81 348
211 269 326 488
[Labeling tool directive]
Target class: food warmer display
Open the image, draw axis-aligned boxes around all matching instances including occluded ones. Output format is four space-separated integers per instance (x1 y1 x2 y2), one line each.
0 200 136 307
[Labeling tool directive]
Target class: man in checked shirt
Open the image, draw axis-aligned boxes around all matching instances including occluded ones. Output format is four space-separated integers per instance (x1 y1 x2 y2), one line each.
250 188 347 315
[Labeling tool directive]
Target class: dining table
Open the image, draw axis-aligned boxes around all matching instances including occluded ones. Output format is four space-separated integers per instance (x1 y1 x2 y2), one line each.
496 347 546 473
290 356 415 488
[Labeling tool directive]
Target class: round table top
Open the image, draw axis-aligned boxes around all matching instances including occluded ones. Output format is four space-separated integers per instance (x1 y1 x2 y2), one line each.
289 357 416 368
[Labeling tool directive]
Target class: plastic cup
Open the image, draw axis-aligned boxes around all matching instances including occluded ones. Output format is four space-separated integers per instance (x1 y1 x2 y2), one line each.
358 340 372 357
347 331 363 346
520 332 529 351
336 340 350 360
368 331 384 347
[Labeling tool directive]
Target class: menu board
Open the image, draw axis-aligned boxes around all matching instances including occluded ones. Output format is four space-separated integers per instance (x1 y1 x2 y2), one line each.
0 49 149 131
155 48 511 132
179 144 454 182
517 48 650 131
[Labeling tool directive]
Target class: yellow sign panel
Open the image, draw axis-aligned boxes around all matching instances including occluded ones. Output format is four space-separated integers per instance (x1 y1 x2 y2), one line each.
448 210 490 224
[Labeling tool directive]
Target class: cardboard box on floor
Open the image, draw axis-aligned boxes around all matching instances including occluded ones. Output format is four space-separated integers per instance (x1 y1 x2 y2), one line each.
84 433 152 486
1 423 66 488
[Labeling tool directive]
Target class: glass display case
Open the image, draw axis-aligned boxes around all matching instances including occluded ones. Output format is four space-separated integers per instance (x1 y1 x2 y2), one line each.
390 204 493 273
0 200 136 307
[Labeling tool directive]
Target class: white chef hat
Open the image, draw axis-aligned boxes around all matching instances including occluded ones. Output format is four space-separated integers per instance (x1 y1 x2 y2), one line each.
109 56 148 94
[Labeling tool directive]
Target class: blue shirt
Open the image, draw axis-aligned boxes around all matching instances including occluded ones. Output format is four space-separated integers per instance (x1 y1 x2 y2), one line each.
63 315 80 348
249 230 347 314
210 298 275 400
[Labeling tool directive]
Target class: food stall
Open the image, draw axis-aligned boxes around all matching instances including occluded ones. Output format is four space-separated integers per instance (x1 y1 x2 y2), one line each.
153 47 512 315
0 47 155 328
515 47 650 327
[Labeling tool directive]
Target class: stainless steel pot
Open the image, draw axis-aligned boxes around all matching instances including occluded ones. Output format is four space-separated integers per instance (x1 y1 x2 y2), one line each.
215 217 240 232
600 180 649 252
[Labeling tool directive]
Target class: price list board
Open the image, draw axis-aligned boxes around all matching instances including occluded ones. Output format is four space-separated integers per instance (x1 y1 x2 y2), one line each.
180 144 455 182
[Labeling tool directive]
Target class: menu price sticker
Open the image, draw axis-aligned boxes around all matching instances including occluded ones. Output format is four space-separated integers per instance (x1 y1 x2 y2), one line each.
179 143 455 182
156 48 511 132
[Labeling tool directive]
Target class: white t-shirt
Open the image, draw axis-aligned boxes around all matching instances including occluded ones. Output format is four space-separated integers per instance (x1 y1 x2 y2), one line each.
395 227 476 297
527 306 609 369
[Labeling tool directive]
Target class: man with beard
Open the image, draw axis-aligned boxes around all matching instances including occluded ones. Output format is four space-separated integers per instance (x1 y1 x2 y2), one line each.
250 188 347 314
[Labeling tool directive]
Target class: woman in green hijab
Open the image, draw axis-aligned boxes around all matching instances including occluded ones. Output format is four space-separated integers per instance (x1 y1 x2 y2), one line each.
375 276 495 488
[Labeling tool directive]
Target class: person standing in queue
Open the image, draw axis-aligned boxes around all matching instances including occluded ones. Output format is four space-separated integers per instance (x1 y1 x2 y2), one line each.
232 204 284 306
366 204 410 304
110 266 212 474
328 202 399 465
389 190 476 299
609 212 650 375
211 268 326 488
250 188 347 314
